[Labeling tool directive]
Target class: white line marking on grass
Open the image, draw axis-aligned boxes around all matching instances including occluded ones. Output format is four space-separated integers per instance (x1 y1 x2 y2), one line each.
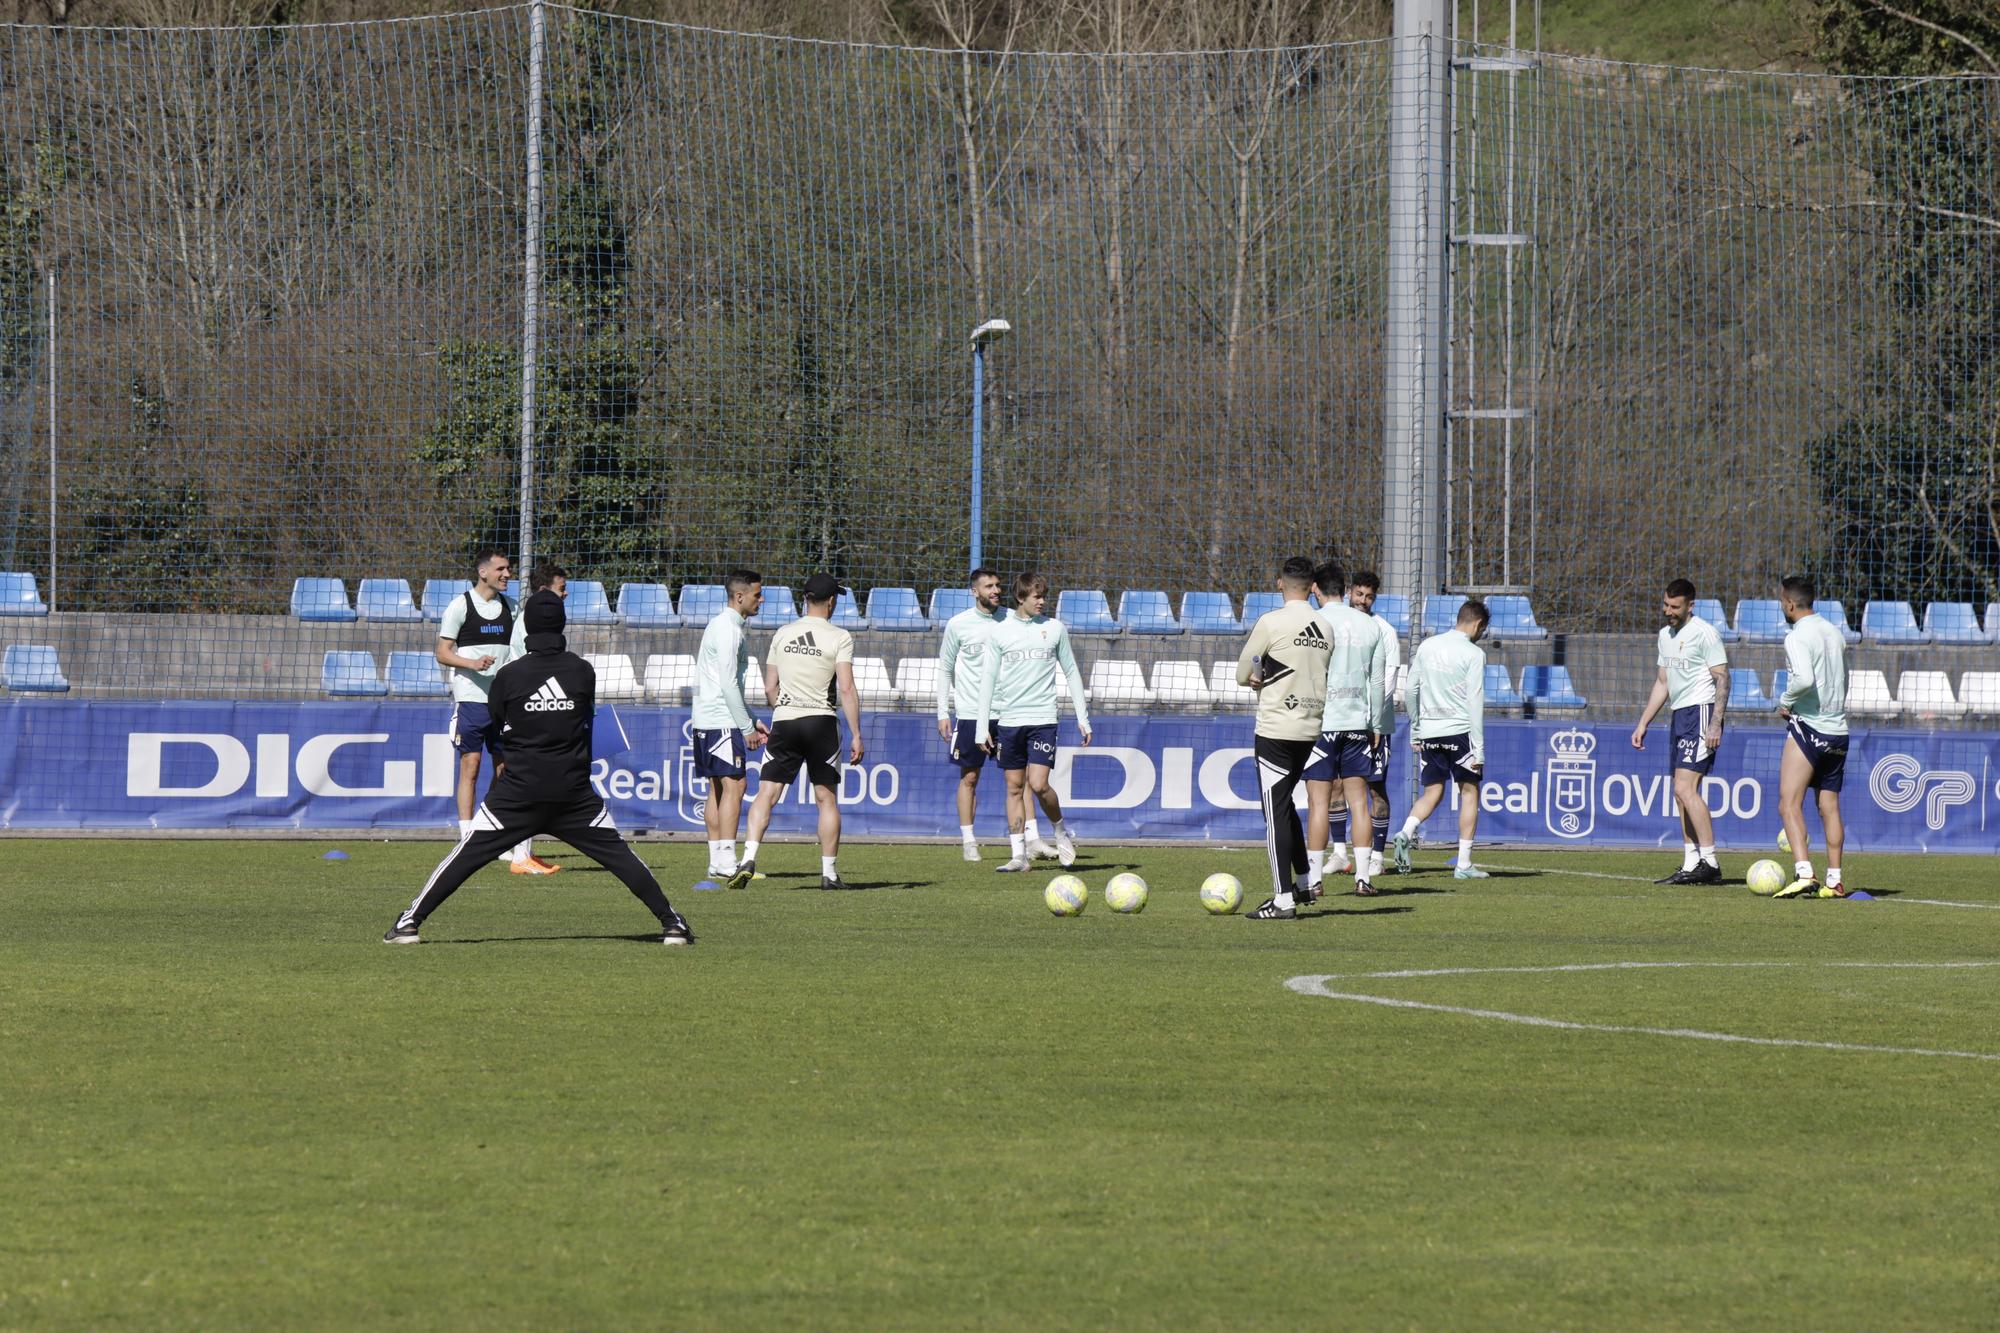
1481 862 2000 911
1285 962 2000 1063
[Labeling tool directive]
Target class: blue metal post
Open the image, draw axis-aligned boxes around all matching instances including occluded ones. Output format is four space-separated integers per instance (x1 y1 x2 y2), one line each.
970 343 985 571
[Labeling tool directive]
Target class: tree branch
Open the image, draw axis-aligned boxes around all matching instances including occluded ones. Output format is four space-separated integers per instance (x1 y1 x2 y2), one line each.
1858 0 2000 74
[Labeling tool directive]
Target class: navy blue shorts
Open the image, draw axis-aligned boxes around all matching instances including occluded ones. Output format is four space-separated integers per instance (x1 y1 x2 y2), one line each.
1671 703 1717 776
1368 736 1390 787
449 701 504 760
1418 734 1482 788
692 727 747 781
995 723 1058 771
949 719 990 771
1304 730 1375 782
1786 718 1848 793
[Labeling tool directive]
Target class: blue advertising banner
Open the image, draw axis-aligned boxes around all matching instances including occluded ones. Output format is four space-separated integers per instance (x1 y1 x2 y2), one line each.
1 700 1995 852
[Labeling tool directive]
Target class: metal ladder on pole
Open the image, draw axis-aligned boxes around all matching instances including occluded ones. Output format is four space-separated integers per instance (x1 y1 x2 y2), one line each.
1445 0 1539 598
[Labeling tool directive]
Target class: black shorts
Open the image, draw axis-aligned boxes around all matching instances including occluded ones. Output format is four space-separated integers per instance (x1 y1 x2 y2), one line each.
1671 704 1717 776
1418 734 1482 788
1786 718 1848 793
1303 730 1375 782
949 719 990 771
761 716 842 789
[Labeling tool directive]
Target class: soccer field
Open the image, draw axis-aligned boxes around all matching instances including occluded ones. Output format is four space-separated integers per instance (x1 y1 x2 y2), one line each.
5 839 1999 1328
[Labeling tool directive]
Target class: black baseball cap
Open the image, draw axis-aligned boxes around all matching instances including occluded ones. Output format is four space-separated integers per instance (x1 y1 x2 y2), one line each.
524 588 566 634
802 573 846 603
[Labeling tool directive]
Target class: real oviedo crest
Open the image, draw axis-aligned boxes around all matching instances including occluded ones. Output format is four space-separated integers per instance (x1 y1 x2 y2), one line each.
1545 727 1596 839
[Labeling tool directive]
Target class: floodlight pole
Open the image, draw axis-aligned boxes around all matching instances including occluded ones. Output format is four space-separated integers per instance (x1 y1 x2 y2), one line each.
968 319 1010 571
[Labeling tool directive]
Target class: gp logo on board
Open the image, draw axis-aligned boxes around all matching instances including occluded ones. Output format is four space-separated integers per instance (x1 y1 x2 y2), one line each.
1868 753 1975 830
1545 727 1596 839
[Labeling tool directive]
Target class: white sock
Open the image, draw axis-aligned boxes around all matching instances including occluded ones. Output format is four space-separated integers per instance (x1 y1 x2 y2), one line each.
512 839 533 863
1275 889 1295 910
1010 832 1026 858
1307 849 1325 886
717 841 737 874
960 824 976 844
1400 816 1420 840
707 839 723 863
1023 815 1041 842
1458 838 1474 866
459 818 474 838
822 855 838 879
1369 850 1385 877
1054 819 1070 838
1332 841 1348 860
1682 841 1699 871
1698 845 1716 867
1825 866 1843 887
743 840 761 864
1795 860 1815 882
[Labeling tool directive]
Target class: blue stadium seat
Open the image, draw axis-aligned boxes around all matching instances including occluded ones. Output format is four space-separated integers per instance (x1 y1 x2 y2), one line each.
832 591 869 630
385 650 447 696
677 584 727 624
1733 599 1787 643
867 587 928 630
750 585 796 630
1815 600 1861 644
1483 663 1524 708
1692 598 1738 642
1057 589 1121 635
1728 667 1777 712
1861 600 1927 645
1179 592 1243 634
1117 590 1182 635
616 583 679 629
1922 602 1986 646
321 650 385 697
1486 594 1548 641
1371 593 1411 637
1520 665 1588 709
564 579 620 626
1422 594 1467 637
3 644 68 692
1241 591 1286 625
928 588 974 624
355 578 422 623
0 571 48 616
291 577 356 623
1770 668 1790 702
421 578 473 621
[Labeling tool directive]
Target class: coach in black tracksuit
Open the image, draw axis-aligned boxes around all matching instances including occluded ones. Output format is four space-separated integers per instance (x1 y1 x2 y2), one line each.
384 590 693 946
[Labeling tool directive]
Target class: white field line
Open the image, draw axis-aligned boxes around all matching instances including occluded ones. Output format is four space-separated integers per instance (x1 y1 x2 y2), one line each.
1480 861 2000 910
1285 962 2000 1063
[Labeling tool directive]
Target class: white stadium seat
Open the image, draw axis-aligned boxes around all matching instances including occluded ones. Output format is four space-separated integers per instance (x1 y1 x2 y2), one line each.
644 653 697 703
1088 659 1154 708
1208 661 1255 710
895 658 940 710
742 657 767 706
1847 669 1899 717
1896 671 1964 719
585 653 643 701
1149 660 1211 709
852 656 900 708
1957 672 2000 717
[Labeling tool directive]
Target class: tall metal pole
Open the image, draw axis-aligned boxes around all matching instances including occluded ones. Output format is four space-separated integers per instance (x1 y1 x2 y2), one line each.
518 0 547 578
970 343 984 571
46 269 56 610
1383 0 1452 602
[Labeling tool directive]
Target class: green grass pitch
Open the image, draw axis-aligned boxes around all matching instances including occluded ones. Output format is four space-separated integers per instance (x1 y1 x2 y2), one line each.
4 838 1999 1328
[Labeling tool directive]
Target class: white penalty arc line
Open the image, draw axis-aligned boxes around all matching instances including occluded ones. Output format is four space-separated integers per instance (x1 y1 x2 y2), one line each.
1285 962 2000 1063
1481 862 2000 910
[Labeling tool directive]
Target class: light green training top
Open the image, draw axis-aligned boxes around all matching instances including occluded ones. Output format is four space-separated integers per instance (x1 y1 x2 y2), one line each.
937 605 1003 723
1316 600 1386 733
1658 615 1728 710
973 612 1090 743
1780 612 1848 735
690 607 755 732
1406 629 1487 763
1367 611 1401 734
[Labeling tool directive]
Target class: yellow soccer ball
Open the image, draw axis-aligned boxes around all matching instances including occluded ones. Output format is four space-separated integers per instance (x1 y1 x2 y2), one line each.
1044 874 1088 917
1776 829 1791 854
1199 872 1243 915
1104 872 1149 914
1747 859 1787 896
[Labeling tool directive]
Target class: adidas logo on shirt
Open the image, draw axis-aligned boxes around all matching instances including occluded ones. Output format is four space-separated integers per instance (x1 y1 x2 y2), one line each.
783 630 824 657
1293 622 1329 648
523 677 577 712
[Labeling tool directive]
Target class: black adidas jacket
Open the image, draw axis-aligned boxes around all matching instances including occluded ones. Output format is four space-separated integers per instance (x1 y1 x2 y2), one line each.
487 635 598 794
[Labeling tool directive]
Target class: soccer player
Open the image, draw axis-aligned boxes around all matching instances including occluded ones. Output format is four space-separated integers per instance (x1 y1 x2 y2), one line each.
937 568 1035 862
740 574 864 890
1299 560 1388 903
1630 578 1730 884
384 591 693 946
1772 575 1851 898
1392 598 1491 879
1333 569 1402 877
973 572 1092 873
692 569 769 889
1235 557 1333 920
435 547 524 862
501 561 571 875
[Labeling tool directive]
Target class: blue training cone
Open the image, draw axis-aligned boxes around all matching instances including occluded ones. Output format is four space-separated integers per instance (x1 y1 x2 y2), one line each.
692 879 722 892
1845 890 1874 902
322 849 349 861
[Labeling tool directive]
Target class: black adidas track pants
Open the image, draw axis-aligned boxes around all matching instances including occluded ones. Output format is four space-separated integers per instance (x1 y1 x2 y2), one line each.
1254 735 1313 899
